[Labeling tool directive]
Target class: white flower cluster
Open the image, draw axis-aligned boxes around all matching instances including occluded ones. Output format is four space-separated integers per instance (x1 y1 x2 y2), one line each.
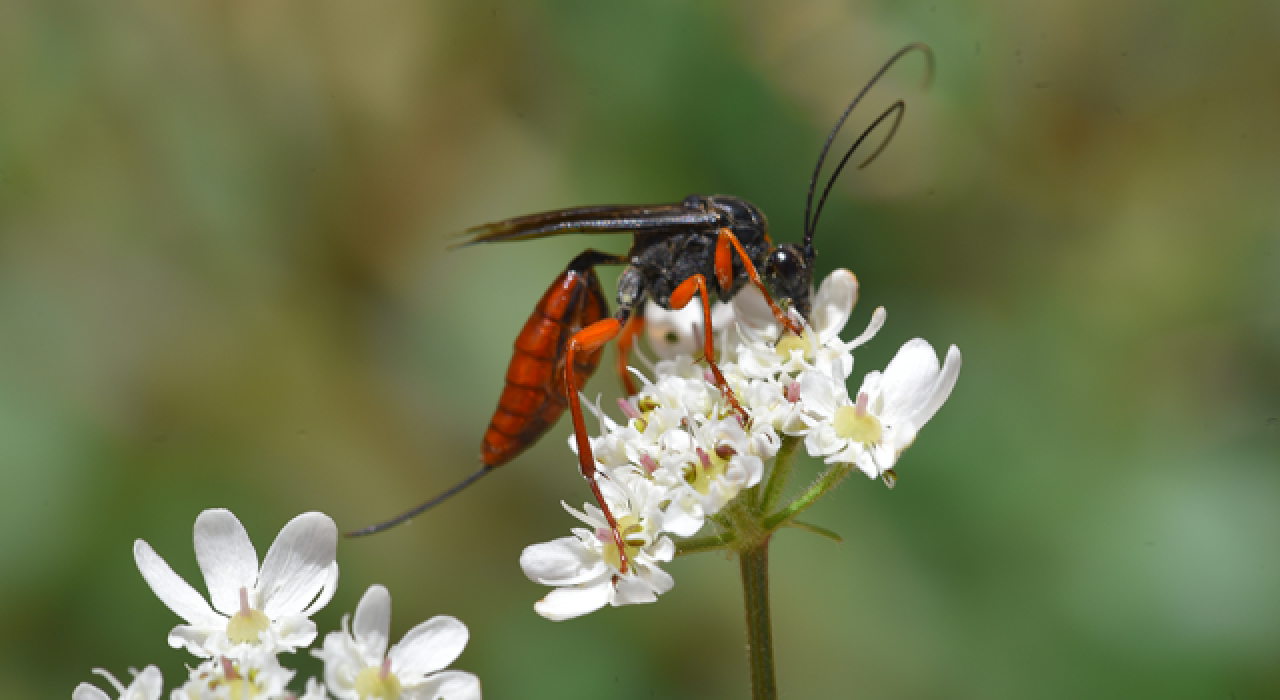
76 509 480 700
521 269 961 620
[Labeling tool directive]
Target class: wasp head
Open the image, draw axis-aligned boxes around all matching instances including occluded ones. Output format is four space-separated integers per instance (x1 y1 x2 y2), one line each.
764 243 814 320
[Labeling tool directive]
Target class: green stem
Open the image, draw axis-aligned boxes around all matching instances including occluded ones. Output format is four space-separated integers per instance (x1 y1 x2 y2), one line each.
739 538 776 700
674 532 736 556
759 435 801 514
763 462 852 531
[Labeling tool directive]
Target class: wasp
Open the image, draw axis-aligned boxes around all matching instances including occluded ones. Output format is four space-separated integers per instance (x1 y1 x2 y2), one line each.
349 44 934 562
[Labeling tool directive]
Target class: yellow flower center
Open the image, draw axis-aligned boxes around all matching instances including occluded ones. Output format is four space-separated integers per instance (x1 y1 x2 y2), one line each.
226 677 254 700
681 446 729 495
354 663 403 700
601 515 646 572
774 329 816 361
833 405 882 444
225 608 270 645
194 658 263 700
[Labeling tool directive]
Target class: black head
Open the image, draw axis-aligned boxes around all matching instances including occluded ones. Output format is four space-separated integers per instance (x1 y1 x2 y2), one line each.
764 243 814 318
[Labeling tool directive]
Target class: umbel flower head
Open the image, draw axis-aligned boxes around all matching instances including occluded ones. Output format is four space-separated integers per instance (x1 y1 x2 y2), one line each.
314 584 481 700
521 269 962 619
134 509 339 658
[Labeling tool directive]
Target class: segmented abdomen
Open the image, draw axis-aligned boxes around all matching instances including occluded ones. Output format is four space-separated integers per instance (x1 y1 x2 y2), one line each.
481 267 608 467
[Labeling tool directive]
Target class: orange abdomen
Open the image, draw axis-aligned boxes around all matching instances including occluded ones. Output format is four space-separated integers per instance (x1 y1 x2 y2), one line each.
481 266 608 467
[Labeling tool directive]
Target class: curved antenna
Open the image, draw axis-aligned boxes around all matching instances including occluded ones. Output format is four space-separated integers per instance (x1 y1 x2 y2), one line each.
345 466 492 537
802 42 934 250
807 99 905 248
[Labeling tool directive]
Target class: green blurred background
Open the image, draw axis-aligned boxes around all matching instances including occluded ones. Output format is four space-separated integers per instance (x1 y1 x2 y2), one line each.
3 1 1278 698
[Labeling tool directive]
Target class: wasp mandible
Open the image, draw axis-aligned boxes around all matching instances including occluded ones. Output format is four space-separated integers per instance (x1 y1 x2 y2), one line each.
349 44 935 562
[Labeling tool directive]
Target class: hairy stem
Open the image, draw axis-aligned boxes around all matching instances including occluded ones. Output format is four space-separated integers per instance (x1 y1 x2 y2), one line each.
763 462 852 531
759 435 801 513
674 532 736 556
739 538 776 700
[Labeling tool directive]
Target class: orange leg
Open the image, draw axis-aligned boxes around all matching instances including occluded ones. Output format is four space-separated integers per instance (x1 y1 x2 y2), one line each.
715 228 804 336
565 317 633 572
670 274 749 424
614 313 645 396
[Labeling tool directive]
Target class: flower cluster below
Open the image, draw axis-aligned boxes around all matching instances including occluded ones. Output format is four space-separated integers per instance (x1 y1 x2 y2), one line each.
521 269 961 620
76 509 481 700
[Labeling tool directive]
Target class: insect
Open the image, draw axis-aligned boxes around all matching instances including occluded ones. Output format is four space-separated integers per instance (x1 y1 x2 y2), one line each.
348 44 934 559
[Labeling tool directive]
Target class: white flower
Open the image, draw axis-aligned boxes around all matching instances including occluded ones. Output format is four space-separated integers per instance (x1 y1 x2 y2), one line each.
642 298 734 362
297 678 330 700
73 666 163 700
134 509 340 658
315 584 480 700
650 413 764 536
521 477 674 621
170 650 293 700
801 338 961 479
733 270 881 382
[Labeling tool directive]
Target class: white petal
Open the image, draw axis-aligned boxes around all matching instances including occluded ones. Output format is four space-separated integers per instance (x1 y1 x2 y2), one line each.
879 338 944 422
193 509 259 616
907 344 961 432
353 584 392 661
804 423 842 458
661 506 704 538
534 580 612 621
797 370 839 416
847 306 886 350
302 561 340 618
133 539 223 628
853 450 880 478
644 299 705 360
611 576 658 605
649 535 675 562
520 538 608 586
257 512 339 618
411 670 482 700
133 666 165 700
731 285 779 335
639 561 675 595
389 615 469 680
72 684 109 700
166 624 219 657
811 269 857 341
265 612 317 652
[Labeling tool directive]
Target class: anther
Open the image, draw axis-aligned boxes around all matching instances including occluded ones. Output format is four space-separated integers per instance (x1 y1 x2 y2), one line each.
696 447 712 468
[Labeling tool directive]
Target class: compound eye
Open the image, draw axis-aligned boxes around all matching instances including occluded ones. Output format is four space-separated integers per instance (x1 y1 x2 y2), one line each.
767 247 800 281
